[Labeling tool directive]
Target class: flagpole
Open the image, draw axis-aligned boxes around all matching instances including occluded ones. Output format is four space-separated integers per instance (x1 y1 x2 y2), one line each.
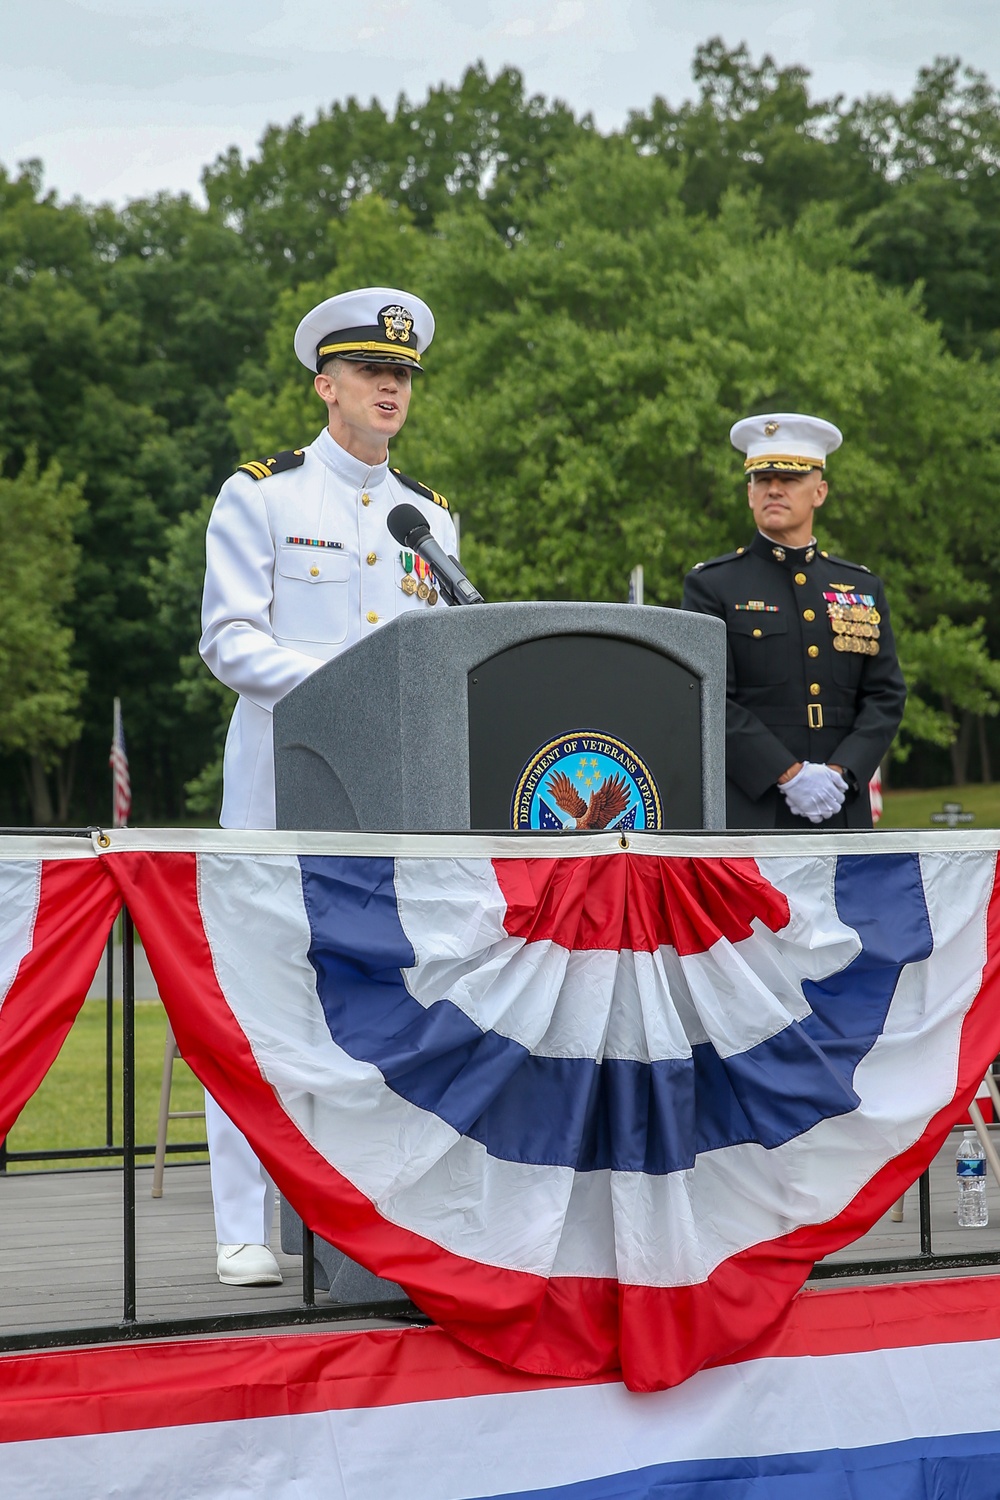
112 697 121 827
106 699 119 1148
110 696 131 829
107 695 133 1149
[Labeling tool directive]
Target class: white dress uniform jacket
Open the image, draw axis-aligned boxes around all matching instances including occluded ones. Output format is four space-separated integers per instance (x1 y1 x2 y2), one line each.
200 427 458 829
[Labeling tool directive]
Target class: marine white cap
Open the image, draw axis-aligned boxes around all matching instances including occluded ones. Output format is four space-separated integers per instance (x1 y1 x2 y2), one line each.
730 412 843 473
293 286 434 373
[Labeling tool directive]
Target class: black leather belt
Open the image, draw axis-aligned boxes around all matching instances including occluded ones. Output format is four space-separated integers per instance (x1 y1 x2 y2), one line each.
755 706 856 730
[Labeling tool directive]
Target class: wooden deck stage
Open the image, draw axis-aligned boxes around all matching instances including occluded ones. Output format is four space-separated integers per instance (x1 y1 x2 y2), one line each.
3 1134 1000 1345
0 1161 407 1341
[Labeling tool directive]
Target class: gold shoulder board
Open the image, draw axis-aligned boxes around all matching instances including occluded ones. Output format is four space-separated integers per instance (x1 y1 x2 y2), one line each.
392 468 450 511
237 449 306 481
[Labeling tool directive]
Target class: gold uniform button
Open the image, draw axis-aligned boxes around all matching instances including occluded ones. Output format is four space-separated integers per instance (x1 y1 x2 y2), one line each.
752 628 762 638
808 644 819 657
794 571 807 585
366 552 377 566
366 610 378 624
361 492 371 507
803 608 816 622
809 682 821 696
309 565 320 577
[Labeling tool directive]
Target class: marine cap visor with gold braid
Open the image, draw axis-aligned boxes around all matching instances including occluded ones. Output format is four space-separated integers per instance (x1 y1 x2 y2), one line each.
293 286 435 373
730 412 843 473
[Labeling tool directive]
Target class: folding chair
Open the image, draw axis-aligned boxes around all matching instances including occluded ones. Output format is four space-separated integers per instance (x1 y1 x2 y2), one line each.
151 1019 205 1197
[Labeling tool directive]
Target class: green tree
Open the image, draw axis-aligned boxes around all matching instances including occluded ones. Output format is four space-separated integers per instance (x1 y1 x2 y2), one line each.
0 165 266 822
0 451 86 821
627 46 1000 362
626 39 880 228
843 56 1000 181
93 192 273 481
846 60 1000 359
399 141 1000 763
203 62 591 279
222 136 1000 773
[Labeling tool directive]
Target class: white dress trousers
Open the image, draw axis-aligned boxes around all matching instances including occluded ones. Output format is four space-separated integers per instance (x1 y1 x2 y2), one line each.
200 427 457 1244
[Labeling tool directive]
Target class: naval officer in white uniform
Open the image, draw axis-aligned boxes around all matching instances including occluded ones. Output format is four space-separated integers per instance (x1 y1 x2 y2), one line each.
200 287 457 1285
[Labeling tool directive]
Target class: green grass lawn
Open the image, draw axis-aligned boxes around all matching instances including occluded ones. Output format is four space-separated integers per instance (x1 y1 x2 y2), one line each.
879 782 1000 829
3 1000 207 1172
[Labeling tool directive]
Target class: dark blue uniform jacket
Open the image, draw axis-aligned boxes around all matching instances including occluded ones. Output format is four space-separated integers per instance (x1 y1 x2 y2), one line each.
682 531 906 829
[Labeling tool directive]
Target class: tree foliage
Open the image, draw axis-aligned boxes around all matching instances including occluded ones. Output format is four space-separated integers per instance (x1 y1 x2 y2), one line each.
203 62 592 273
0 451 85 819
627 40 870 228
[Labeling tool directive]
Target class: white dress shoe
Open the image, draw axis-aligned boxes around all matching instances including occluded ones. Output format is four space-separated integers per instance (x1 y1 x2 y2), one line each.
216 1243 282 1286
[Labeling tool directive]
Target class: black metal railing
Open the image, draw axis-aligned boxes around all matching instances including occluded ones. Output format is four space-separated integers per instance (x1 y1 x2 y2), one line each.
1 824 998 1353
810 1167 1000 1280
0 826 421 1351
0 826 206 1172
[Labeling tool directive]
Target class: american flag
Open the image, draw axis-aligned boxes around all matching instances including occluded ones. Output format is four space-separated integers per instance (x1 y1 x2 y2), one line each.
109 697 131 828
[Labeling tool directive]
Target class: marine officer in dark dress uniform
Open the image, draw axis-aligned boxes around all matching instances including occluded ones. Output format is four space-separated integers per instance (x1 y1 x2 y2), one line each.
682 413 906 829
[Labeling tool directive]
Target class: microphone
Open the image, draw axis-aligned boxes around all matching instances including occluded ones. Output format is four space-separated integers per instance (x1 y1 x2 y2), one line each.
386 503 485 607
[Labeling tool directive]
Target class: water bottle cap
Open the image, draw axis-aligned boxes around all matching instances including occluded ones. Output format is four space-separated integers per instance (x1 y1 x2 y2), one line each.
964 1130 976 1137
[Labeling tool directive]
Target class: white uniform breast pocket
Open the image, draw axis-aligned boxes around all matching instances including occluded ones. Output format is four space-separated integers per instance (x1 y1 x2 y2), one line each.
272 546 351 644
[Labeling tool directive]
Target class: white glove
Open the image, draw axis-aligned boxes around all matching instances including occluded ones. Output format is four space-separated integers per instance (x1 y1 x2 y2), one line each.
779 762 848 824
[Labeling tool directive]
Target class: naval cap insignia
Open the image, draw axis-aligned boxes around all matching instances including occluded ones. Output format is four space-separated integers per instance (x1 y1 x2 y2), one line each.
379 303 413 343
763 421 779 437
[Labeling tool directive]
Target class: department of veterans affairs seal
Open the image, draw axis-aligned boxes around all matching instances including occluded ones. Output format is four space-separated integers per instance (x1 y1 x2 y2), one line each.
511 731 662 831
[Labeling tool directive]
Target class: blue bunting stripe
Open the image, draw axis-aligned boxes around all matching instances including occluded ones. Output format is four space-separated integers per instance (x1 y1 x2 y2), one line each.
468 1432 1000 1500
299 854 932 1174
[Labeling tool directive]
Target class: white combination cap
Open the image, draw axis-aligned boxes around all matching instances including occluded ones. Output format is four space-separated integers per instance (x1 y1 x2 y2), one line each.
730 412 843 473
293 286 434 372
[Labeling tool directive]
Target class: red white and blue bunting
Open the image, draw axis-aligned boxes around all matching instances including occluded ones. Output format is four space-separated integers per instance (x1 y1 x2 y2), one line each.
3 829 1000 1393
5 1277 1000 1498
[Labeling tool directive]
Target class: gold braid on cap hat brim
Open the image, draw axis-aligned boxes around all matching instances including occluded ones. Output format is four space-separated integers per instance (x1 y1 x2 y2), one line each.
317 339 423 364
744 454 823 473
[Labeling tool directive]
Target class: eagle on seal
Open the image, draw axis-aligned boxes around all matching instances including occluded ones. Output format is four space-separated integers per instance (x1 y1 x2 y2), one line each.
546 770 631 830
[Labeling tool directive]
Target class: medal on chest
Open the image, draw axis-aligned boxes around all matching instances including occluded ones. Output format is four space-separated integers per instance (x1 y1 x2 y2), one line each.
824 589 881 655
399 550 439 605
399 550 419 595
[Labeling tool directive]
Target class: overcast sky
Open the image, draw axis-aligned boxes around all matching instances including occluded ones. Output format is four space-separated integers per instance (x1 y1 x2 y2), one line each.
2 0 998 207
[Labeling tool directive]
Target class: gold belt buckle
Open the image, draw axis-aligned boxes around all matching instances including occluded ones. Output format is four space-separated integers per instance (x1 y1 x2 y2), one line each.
807 703 824 730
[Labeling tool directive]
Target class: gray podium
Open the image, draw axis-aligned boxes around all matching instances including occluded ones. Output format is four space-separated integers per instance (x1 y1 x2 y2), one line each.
274 601 726 1299
275 602 726 832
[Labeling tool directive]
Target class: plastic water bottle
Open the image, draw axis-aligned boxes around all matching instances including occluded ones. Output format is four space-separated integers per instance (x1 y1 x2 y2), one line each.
956 1131 988 1228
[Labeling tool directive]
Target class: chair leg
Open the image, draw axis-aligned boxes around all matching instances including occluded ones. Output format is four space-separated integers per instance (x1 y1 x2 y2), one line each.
968 1099 1000 1189
151 1020 176 1198
985 1070 1000 1119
